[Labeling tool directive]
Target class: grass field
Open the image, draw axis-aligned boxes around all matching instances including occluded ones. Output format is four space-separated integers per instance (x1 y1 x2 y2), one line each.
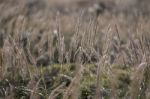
0 0 150 99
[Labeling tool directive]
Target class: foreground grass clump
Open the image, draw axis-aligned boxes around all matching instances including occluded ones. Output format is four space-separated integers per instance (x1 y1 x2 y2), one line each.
0 64 133 99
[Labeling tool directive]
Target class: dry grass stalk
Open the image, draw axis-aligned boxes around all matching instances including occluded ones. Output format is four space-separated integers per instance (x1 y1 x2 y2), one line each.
63 64 84 99
48 82 65 99
95 62 102 99
29 78 42 99
130 54 150 99
0 48 3 79
94 55 108 99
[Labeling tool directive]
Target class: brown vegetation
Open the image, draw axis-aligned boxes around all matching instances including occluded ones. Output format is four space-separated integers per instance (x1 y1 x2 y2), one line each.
0 0 150 99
